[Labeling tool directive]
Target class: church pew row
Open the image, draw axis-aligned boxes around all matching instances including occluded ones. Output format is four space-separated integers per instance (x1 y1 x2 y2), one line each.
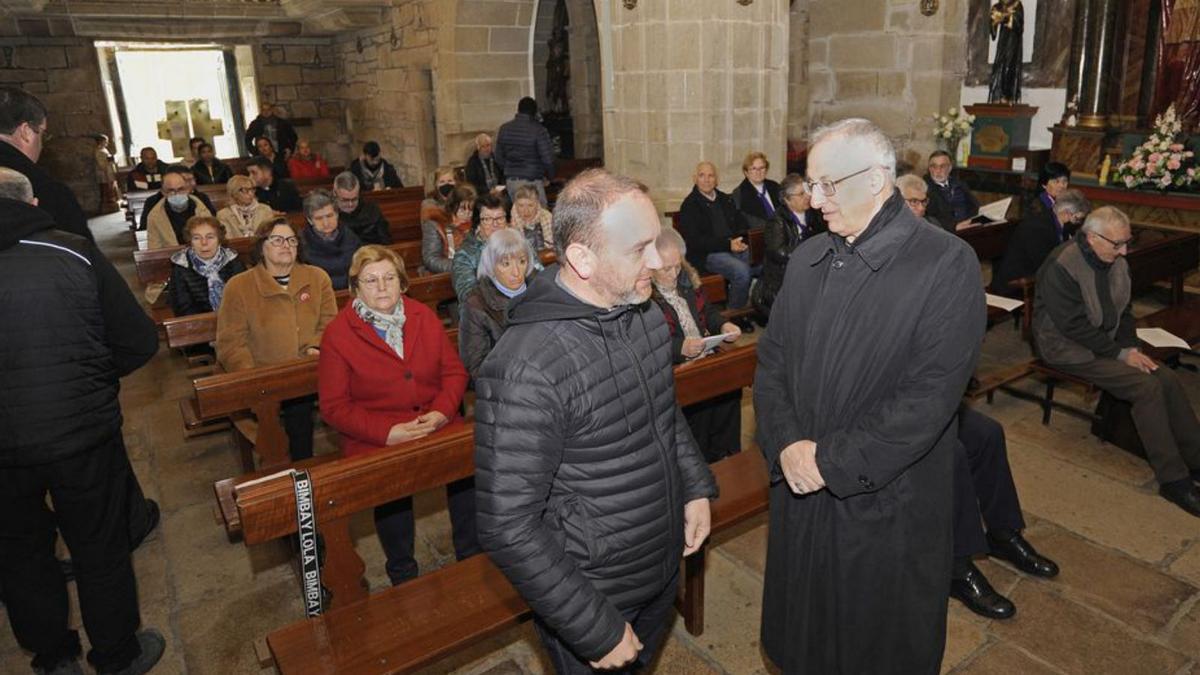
183 274 736 471
213 342 762 674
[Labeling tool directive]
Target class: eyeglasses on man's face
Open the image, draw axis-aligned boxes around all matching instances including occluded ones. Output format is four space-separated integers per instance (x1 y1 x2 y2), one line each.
905 197 929 207
803 166 873 198
1091 231 1135 250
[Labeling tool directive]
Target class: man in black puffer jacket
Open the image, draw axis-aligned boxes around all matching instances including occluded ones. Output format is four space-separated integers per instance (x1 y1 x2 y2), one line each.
475 169 717 672
0 168 164 674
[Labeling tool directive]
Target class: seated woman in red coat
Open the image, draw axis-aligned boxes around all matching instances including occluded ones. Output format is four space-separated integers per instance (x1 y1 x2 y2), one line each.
317 245 478 584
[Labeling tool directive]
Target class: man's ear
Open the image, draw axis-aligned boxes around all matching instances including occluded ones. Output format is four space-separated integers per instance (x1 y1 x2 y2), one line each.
30 196 39 207
563 241 595 280
869 167 888 196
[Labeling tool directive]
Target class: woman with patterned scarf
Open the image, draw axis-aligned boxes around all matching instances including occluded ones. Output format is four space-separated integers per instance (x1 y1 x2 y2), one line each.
420 183 476 274
217 175 275 239
167 216 246 316
318 245 478 585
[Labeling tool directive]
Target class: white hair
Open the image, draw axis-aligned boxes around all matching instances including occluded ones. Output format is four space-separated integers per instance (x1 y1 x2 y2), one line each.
810 118 897 177
477 228 536 282
475 133 492 149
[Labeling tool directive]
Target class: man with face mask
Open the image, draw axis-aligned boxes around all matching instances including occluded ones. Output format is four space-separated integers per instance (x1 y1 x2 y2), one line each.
138 167 216 232
146 165 214 249
349 141 403 191
475 169 716 672
990 188 1090 297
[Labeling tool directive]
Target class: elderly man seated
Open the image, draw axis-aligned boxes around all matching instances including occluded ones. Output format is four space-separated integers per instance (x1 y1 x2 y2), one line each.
991 189 1090 297
676 160 755 331
247 156 302 213
146 165 215 249
333 171 391 245
465 133 505 196
139 165 216 232
1034 206 1200 516
127 147 164 191
924 150 980 232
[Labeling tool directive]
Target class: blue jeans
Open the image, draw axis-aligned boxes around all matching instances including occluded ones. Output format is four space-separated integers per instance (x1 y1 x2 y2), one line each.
705 250 752 309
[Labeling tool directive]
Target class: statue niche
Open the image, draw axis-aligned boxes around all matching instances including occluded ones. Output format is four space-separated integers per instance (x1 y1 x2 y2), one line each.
543 0 575 158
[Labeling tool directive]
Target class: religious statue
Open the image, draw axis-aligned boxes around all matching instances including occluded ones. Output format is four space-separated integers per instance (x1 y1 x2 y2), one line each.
987 0 1024 104
545 0 571 115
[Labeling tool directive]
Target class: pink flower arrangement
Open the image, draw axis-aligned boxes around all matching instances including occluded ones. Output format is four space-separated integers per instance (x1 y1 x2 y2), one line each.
1114 105 1197 191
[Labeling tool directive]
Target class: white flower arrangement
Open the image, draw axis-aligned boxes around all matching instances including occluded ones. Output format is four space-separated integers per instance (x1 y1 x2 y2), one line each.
930 107 975 148
1113 104 1196 191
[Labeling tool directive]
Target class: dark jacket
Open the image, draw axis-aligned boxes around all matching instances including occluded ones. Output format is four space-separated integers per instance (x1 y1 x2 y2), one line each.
676 186 748 274
754 190 985 673
459 277 522 378
338 199 392 245
348 158 403 190
465 151 505 194
1033 233 1136 366
0 140 92 241
474 268 718 662
256 178 303 213
755 207 826 315
731 177 783 230
126 161 165 191
138 190 218 231
0 199 158 467
301 225 362 290
192 160 233 185
245 115 298 157
924 174 980 232
494 113 555 181
989 205 1065 296
651 275 724 365
166 247 247 316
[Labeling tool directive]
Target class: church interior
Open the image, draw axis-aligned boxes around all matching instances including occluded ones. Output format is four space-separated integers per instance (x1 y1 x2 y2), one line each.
6 0 1200 673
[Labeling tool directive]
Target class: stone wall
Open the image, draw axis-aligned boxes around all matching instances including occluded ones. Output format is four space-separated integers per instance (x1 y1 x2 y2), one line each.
333 0 442 187
601 0 790 209
806 0 969 167
0 19 112 214
788 1 810 145
254 39 352 167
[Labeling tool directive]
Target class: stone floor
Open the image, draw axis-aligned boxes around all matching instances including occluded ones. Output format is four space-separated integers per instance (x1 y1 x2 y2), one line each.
3 212 1200 674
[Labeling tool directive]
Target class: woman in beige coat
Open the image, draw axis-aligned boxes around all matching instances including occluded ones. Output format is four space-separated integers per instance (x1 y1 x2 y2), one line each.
217 175 275 239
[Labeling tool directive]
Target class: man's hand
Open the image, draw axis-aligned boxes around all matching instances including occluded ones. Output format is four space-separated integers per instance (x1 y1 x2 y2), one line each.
730 237 749 253
682 498 711 557
1123 348 1159 374
779 440 825 495
955 219 977 231
589 623 642 670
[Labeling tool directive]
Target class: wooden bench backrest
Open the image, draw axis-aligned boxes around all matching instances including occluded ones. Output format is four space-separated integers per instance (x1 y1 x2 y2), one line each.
233 342 757 544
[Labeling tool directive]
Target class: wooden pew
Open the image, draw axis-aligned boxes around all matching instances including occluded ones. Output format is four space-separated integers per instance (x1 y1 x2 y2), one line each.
219 343 761 673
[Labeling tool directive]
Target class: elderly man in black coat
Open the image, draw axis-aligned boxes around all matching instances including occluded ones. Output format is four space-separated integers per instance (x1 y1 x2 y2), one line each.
925 150 980 232
755 118 986 673
475 169 717 672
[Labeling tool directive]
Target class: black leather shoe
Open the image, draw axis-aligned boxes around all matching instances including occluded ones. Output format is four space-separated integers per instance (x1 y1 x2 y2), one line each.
1161 480 1200 518
950 563 1015 620
987 531 1060 578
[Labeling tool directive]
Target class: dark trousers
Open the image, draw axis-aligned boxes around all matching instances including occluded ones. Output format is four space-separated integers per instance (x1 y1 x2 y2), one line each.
533 568 679 674
280 395 315 461
0 435 142 672
374 477 481 585
683 391 742 463
954 408 1026 559
1055 358 1200 484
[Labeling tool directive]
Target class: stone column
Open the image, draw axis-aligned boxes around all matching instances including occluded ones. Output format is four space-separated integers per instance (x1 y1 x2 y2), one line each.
598 0 789 212
1078 0 1121 128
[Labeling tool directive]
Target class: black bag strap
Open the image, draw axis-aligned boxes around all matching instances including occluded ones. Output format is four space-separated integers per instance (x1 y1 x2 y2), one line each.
292 469 324 617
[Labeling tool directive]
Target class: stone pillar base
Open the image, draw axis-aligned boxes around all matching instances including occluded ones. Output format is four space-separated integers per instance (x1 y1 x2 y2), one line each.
1049 125 1116 179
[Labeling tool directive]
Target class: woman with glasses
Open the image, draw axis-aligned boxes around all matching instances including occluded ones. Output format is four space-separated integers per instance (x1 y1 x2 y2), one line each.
421 184 476 274
732 150 784 231
300 188 362 290
650 228 742 463
459 229 537 378
755 173 827 317
451 192 512 301
318 245 478 584
166 215 246 316
216 217 336 461
217 175 275 239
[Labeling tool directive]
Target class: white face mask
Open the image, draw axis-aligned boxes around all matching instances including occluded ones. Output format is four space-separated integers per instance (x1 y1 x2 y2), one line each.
166 194 190 210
